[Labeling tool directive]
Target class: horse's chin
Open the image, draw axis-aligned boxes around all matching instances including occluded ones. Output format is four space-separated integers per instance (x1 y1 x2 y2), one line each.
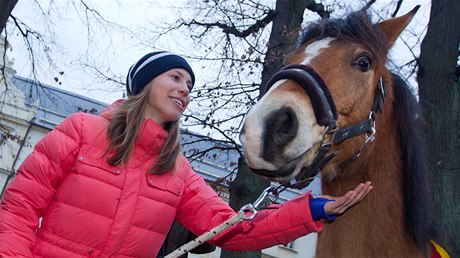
249 165 297 179
270 164 314 184
248 149 311 183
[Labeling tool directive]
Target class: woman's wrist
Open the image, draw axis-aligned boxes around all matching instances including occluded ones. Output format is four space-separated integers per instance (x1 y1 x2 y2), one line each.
309 198 337 221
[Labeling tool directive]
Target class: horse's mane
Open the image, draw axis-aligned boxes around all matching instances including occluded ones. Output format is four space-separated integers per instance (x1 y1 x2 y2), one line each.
299 10 388 64
392 74 437 251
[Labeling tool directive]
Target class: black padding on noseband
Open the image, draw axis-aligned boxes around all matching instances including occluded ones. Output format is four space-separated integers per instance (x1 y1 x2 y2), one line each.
264 64 338 127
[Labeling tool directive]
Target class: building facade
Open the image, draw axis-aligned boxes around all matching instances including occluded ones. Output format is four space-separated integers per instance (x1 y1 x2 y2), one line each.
0 42 318 258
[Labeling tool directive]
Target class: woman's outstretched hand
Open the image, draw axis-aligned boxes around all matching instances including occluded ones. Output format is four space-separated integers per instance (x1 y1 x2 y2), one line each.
323 181 373 216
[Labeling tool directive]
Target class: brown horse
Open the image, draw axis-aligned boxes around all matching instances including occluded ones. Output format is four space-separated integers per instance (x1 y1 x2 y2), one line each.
239 6 439 257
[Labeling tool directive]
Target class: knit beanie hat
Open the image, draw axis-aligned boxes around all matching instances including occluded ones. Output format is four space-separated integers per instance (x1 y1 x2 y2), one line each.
126 51 195 96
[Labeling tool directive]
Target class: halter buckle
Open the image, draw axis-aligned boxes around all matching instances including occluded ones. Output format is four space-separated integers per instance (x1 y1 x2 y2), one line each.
365 126 376 144
321 124 338 149
365 114 376 144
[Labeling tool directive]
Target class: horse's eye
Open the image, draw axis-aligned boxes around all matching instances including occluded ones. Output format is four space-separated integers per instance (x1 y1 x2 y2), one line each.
354 55 372 72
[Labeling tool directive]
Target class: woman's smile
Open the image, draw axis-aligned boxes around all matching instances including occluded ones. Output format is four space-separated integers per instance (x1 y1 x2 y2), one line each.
170 96 186 110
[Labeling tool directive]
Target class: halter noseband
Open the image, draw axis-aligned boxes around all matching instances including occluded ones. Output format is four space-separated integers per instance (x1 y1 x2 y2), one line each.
263 64 386 189
264 64 338 129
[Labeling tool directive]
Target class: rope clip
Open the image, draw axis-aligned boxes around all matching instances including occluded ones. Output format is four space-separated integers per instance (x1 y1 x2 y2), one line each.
240 186 280 220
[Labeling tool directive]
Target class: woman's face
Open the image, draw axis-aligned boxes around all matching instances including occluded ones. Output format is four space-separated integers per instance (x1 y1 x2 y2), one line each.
144 68 193 125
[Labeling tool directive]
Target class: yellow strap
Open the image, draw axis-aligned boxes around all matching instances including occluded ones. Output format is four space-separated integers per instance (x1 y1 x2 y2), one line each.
430 240 450 258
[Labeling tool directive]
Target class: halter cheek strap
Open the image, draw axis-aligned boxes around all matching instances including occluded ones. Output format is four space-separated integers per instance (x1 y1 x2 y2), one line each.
333 79 386 145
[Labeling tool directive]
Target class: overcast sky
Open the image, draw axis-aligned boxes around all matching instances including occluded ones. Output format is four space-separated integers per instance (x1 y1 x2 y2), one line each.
7 0 431 105
7 1 185 104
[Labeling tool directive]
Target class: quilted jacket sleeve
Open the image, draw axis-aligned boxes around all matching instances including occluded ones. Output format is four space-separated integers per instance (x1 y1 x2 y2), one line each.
175 158 322 251
0 113 84 257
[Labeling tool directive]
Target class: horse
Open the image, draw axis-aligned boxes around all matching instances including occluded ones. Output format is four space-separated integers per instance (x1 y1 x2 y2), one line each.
239 6 441 257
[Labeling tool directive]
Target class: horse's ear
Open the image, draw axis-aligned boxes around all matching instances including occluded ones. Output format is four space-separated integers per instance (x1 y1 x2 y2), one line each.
377 5 420 48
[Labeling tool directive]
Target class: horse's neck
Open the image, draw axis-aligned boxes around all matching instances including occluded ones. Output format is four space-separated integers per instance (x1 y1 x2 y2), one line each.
317 126 424 257
324 124 402 194
325 130 405 224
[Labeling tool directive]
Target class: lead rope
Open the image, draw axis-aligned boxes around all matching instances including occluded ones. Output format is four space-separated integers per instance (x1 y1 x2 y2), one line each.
164 187 280 258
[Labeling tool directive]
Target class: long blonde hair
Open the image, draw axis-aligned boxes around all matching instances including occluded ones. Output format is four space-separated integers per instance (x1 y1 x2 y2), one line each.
105 85 181 174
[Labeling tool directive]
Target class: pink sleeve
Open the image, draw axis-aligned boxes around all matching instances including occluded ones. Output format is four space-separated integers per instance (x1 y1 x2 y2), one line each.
175 161 322 251
212 193 322 250
0 113 83 256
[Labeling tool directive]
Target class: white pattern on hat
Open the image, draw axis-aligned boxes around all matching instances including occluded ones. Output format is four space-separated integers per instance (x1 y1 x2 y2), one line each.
127 52 176 93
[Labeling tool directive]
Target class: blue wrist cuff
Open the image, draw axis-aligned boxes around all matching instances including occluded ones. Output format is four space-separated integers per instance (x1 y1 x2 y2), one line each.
309 198 337 221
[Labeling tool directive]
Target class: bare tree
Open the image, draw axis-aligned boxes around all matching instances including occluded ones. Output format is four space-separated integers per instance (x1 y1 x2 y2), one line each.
418 0 460 256
1 0 131 143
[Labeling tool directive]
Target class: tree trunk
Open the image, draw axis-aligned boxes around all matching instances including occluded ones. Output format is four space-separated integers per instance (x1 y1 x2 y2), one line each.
0 0 18 34
417 0 460 256
259 0 312 95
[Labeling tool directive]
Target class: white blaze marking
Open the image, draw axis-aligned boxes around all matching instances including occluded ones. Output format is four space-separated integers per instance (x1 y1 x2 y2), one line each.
302 37 334 65
241 38 334 172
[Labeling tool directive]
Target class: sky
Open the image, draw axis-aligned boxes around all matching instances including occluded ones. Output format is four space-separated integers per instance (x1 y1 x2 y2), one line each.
6 0 432 106
7 0 188 104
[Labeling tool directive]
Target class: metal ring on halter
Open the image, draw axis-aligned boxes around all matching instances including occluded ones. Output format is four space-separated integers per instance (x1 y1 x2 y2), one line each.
365 111 376 144
365 125 376 144
321 125 337 149
378 78 385 97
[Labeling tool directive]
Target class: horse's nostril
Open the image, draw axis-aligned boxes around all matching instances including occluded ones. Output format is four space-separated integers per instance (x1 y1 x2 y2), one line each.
262 106 298 161
272 107 298 143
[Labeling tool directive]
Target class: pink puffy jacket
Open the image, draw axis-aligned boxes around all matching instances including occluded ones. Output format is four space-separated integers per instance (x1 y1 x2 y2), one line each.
0 102 321 257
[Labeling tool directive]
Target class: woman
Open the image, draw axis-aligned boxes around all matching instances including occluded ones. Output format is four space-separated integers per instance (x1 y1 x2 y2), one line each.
0 51 372 257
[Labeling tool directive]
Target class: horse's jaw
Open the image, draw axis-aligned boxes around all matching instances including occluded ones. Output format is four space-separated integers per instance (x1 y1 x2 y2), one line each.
246 143 321 183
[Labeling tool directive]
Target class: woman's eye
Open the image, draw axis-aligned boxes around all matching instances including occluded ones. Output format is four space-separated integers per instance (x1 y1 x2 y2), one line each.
353 55 372 72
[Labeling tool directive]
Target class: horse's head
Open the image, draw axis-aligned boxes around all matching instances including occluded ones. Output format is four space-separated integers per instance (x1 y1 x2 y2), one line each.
240 7 419 188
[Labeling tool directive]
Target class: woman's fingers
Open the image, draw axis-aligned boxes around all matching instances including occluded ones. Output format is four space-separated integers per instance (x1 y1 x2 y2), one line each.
340 181 372 212
323 181 373 215
349 182 373 205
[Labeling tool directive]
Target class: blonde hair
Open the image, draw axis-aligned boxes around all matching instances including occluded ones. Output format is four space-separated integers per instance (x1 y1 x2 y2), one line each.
106 85 181 174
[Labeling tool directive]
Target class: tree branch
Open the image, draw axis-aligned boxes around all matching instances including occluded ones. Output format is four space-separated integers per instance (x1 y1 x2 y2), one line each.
362 0 377 12
306 2 331 19
391 0 404 17
185 9 277 38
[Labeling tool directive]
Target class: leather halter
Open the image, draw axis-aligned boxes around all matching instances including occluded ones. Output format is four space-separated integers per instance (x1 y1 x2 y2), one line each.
263 64 386 189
